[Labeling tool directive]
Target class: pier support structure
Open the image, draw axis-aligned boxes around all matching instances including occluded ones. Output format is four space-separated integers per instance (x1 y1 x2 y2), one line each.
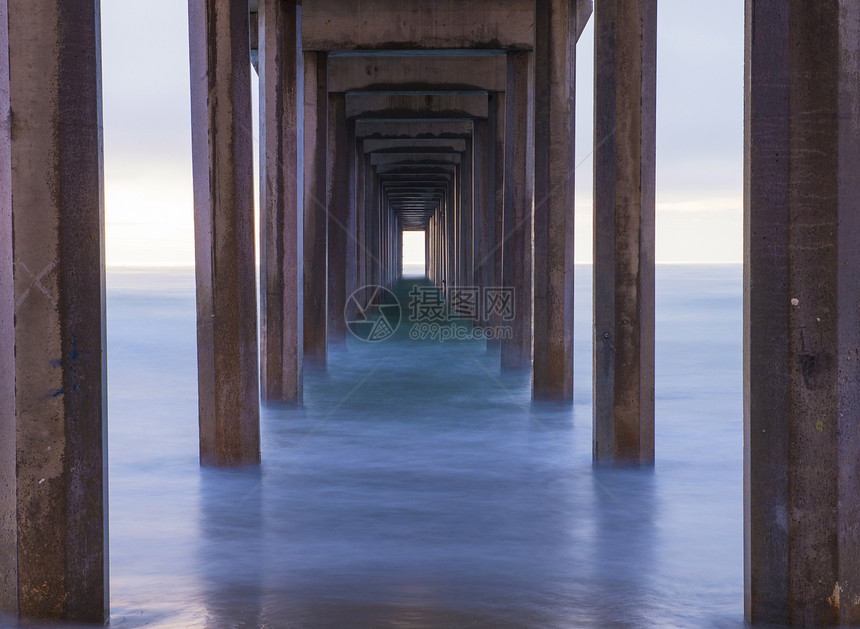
189 0 260 465
592 0 657 464
532 0 580 400
500 51 533 370
0 0 108 621
259 0 303 403
302 51 328 369
744 1 860 624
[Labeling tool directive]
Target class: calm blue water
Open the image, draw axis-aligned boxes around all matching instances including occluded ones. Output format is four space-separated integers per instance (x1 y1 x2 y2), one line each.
3 265 744 628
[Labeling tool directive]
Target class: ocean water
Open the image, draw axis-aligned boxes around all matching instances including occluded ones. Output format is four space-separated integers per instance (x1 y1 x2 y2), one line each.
3 265 744 628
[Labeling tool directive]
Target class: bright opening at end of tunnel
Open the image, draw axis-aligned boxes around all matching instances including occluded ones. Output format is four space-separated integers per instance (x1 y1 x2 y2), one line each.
402 229 426 277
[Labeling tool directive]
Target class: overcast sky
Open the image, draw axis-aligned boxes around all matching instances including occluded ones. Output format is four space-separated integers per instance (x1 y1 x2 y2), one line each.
101 0 743 267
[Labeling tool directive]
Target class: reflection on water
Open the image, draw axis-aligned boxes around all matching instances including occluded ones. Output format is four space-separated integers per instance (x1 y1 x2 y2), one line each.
0 265 745 628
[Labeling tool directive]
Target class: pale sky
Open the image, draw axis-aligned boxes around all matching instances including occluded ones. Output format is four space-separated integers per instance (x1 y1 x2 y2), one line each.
101 0 743 267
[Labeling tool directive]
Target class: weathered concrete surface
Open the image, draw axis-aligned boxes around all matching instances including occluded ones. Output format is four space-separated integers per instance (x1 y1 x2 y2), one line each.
355 145 367 293
1 0 107 621
356 120 472 139
301 0 534 51
303 51 328 368
459 136 474 289
744 1 860 625
259 0 303 403
473 119 490 293
346 92 488 120
592 0 656 462
487 92 506 348
532 0 579 401
345 120 358 318
372 153 460 167
328 54 506 92
190 0 260 465
0 0 15 614
363 138 466 154
501 52 533 369
327 93 350 347
368 160 380 288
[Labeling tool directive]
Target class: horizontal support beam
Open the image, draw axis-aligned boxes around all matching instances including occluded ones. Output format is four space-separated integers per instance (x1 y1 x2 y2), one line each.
363 138 466 153
347 92 488 119
328 55 507 92
302 0 534 51
356 120 473 138
371 152 461 166
375 164 458 174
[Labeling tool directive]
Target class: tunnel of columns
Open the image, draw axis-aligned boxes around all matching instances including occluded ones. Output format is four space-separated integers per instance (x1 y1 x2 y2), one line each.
1 0 859 626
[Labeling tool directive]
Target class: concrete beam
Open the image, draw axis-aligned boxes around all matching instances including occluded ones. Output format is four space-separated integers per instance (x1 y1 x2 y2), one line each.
189 0 260 466
259 0 303 403
0 0 107 621
371 153 461 166
375 164 458 174
744 1 860 625
592 0 656 457
356 119 472 138
363 138 467 154
346 92 488 120
303 52 328 368
328 54 507 92
301 0 533 51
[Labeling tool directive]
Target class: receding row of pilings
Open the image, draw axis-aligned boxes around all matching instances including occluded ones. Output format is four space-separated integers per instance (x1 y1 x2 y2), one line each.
0 0 859 625
246 0 656 468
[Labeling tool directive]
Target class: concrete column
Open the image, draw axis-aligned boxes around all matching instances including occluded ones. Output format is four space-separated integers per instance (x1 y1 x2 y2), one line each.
437 209 443 284
385 200 391 285
745 1 860 625
303 51 327 368
449 167 458 289
474 118 491 292
446 179 456 293
430 216 436 283
189 0 260 465
364 154 375 297
345 120 358 306
435 201 440 286
355 145 366 293
380 195 388 285
532 0 580 400
327 92 349 347
592 0 656 460
501 51 533 369
0 0 107 621
259 0 302 403
460 136 473 289
488 92 506 348
368 164 379 288
425 227 431 278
